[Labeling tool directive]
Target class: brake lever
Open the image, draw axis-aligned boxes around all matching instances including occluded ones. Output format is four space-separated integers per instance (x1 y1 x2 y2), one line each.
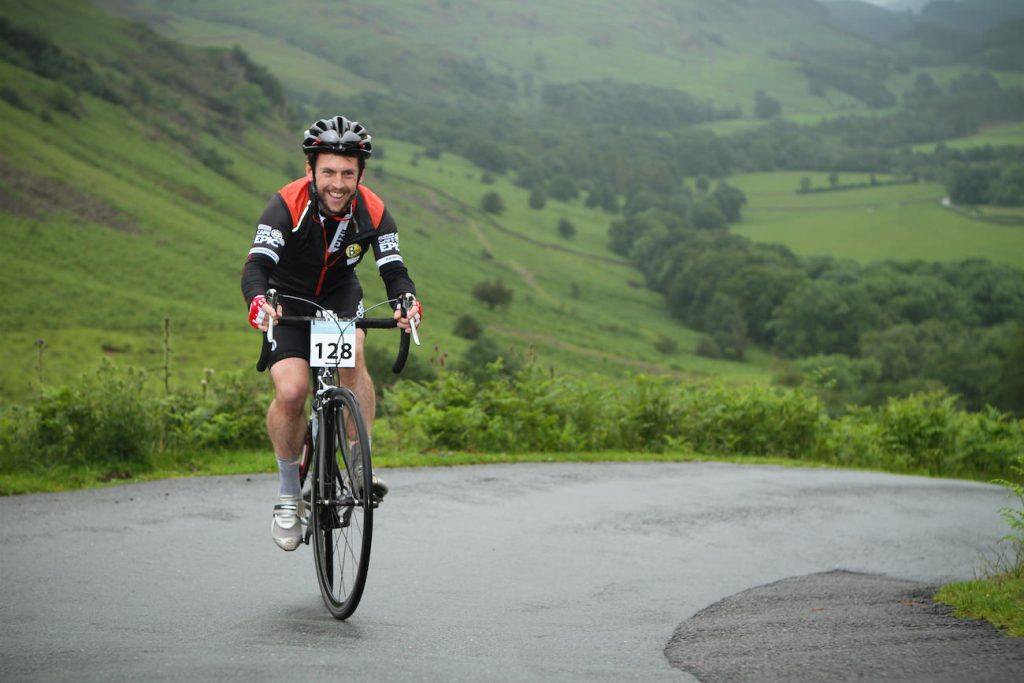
401 294 420 347
266 288 279 351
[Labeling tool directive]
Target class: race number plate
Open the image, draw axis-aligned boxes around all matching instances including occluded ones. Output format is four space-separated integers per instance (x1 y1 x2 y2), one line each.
309 320 356 368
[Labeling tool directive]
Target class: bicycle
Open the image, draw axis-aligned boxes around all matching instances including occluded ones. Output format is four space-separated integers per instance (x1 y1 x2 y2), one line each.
256 289 418 619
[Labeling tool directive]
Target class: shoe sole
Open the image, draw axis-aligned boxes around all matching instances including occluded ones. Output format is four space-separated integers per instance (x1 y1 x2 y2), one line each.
272 519 302 551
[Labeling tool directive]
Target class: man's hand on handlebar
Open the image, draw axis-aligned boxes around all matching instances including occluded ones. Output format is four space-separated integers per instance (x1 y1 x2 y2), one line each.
394 293 422 347
248 294 282 332
393 294 422 333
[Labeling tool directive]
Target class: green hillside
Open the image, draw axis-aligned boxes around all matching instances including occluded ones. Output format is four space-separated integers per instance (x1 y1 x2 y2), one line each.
93 0 868 116
0 0 774 404
2 0 1023 412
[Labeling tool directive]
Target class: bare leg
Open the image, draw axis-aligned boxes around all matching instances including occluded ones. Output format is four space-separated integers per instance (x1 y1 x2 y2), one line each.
268 357 310 463
338 329 375 440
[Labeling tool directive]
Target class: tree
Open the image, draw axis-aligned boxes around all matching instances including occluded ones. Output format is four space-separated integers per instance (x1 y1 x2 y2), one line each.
528 186 547 210
770 279 881 357
754 90 781 119
548 175 578 202
704 293 748 360
557 218 576 240
689 197 727 230
472 279 513 310
466 140 508 173
453 336 522 382
453 315 483 340
949 166 995 205
994 164 1024 206
713 181 747 223
721 264 805 344
481 191 505 214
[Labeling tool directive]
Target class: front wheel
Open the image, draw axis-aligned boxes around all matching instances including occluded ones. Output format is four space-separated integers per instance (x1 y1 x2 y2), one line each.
310 388 373 620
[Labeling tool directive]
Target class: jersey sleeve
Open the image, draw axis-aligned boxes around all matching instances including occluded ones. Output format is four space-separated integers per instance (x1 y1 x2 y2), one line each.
371 207 416 302
240 194 290 305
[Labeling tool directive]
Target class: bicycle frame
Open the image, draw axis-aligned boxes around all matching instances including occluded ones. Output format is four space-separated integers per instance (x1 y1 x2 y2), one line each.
257 291 415 619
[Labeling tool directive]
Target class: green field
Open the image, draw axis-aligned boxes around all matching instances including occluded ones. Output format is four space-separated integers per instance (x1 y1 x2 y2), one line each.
730 172 1024 267
912 121 1024 152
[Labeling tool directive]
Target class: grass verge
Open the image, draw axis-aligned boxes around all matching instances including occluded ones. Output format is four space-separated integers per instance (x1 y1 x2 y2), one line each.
0 448 842 495
935 573 1024 637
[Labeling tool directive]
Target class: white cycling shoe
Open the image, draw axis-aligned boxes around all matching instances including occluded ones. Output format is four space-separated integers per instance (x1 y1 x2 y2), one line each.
349 443 388 499
271 494 305 551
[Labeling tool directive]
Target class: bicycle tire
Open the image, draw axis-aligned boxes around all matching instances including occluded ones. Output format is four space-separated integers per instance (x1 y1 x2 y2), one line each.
310 387 373 619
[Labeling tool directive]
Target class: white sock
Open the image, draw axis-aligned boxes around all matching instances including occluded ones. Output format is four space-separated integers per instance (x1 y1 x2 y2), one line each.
277 458 301 498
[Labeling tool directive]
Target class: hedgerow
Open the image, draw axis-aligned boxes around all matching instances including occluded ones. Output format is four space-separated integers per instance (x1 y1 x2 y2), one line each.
1 360 1021 482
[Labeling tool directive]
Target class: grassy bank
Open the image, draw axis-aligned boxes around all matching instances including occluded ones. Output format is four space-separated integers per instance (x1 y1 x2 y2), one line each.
0 447 838 496
936 573 1024 637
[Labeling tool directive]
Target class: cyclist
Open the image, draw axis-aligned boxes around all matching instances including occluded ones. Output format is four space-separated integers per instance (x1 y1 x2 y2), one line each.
241 115 422 551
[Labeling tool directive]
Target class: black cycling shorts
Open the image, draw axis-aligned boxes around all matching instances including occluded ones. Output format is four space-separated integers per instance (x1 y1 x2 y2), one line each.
260 278 364 370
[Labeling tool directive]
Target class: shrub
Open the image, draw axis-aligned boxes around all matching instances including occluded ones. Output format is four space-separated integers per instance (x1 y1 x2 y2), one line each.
160 369 271 451
0 360 158 471
481 191 505 214
472 279 513 310
675 383 825 459
453 314 483 340
653 335 679 355
557 218 576 240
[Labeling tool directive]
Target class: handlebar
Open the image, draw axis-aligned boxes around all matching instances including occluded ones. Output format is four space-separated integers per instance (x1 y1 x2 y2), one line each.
254 288 415 374
256 315 411 375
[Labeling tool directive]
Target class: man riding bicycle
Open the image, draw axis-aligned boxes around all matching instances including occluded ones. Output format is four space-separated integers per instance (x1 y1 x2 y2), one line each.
241 115 422 551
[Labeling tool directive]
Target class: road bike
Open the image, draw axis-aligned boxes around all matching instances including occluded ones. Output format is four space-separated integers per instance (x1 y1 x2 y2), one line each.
256 290 417 619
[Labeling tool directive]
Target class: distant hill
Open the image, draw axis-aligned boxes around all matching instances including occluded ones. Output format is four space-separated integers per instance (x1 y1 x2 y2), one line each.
920 0 1024 33
821 0 920 40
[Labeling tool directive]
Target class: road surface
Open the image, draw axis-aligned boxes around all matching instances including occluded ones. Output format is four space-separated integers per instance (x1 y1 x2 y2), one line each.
2 462 1021 681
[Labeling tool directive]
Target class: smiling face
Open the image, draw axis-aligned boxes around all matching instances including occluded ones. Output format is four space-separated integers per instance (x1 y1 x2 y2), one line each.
307 152 361 216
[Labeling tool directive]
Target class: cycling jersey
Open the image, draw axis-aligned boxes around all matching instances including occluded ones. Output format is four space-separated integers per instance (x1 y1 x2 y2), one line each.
241 178 415 308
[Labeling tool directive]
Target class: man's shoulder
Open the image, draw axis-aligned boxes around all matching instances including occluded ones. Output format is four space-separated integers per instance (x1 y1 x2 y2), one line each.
357 185 386 228
274 177 312 228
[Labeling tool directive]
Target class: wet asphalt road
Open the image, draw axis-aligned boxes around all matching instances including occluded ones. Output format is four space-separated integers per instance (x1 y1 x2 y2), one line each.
0 462 1016 681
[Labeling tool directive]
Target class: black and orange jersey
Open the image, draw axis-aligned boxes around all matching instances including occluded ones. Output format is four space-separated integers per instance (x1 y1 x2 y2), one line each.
241 178 415 307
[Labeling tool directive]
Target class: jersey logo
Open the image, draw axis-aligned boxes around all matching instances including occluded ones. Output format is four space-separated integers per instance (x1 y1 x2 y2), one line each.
345 243 362 259
377 232 399 253
254 224 285 248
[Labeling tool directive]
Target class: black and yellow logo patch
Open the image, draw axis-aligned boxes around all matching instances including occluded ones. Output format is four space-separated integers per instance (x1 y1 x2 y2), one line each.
345 243 363 259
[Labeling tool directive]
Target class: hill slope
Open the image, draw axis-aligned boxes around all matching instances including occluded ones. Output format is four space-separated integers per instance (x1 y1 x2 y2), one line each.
0 0 769 403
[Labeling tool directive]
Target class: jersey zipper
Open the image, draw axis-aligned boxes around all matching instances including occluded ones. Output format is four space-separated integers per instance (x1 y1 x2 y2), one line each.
314 198 357 296
316 220 329 296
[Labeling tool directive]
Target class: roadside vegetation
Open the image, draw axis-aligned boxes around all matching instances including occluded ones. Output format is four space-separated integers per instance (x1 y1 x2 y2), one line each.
2 357 1022 495
936 453 1024 637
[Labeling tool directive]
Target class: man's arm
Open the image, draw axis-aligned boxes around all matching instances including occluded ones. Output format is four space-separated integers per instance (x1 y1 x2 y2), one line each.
241 195 291 305
371 207 416 302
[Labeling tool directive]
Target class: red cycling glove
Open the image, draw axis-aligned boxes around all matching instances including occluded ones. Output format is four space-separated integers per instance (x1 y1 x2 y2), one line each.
248 295 268 329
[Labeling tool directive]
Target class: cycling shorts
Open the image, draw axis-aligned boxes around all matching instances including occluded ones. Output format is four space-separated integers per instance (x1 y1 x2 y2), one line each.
261 278 365 369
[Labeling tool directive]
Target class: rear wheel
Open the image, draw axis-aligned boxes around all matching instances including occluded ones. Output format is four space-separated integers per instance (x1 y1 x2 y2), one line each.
310 387 373 620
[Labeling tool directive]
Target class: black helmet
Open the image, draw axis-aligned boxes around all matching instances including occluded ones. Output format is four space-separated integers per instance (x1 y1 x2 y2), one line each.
301 116 372 157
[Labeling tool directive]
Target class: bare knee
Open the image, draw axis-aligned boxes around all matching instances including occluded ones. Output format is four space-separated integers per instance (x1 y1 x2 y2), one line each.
273 382 307 415
270 359 309 416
